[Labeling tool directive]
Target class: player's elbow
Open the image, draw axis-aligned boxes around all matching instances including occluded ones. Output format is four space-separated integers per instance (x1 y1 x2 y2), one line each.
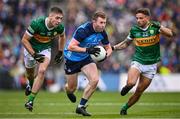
21 37 26 45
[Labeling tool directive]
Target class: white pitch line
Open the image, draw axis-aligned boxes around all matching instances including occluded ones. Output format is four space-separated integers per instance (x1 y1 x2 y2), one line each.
0 118 176 119
0 102 180 106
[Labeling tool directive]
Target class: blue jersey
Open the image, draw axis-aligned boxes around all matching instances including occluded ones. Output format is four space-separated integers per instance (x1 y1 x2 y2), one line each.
64 22 110 61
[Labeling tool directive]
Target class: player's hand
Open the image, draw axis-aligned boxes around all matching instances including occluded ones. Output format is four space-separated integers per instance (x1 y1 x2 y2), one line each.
54 51 63 64
33 53 45 63
150 21 161 29
86 46 100 57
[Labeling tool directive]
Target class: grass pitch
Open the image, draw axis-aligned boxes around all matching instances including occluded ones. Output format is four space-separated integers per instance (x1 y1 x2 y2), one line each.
0 91 180 119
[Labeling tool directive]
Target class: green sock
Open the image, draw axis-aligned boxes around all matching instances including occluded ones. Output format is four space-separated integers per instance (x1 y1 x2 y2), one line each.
29 79 34 87
28 92 37 102
122 103 129 110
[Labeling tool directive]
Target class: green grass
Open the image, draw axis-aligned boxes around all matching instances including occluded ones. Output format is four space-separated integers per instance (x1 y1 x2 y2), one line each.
0 91 180 119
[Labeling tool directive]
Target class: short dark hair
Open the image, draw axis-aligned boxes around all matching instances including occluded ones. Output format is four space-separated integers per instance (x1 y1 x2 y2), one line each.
136 8 151 16
50 7 63 14
92 11 107 20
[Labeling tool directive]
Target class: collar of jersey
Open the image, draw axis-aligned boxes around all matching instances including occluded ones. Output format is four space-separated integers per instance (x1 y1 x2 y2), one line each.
45 18 55 31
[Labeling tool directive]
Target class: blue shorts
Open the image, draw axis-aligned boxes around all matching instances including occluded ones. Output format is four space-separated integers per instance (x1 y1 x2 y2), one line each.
64 56 94 75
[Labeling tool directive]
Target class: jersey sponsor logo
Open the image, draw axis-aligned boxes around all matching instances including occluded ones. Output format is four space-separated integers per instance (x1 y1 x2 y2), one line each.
33 34 51 43
134 34 160 47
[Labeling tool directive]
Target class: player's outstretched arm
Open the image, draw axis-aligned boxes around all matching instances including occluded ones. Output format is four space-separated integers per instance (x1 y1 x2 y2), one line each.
58 32 66 51
112 39 132 50
54 32 66 64
160 25 173 38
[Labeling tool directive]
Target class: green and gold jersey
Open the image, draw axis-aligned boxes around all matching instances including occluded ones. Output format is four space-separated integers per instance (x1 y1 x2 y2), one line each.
27 16 65 52
128 22 160 64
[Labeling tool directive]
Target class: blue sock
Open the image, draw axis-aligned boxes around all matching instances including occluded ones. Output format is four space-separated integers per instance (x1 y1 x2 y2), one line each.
78 98 88 107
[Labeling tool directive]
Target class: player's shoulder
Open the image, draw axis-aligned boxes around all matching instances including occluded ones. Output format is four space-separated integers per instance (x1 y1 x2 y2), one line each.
78 22 91 31
75 22 92 35
56 23 65 33
131 24 140 31
32 16 45 23
30 16 45 26
57 23 65 30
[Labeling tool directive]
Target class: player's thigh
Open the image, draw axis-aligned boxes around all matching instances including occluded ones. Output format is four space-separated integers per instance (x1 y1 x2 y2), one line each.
81 63 99 82
38 49 51 72
65 73 78 88
38 57 51 72
23 48 36 69
136 75 152 93
127 67 141 85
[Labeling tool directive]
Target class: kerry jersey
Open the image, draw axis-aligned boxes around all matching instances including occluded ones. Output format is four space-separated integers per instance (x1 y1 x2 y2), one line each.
64 22 110 61
128 22 161 64
27 16 64 52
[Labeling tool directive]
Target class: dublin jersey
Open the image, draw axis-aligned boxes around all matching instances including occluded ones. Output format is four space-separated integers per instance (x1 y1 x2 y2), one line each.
26 16 65 52
127 21 160 64
64 22 110 61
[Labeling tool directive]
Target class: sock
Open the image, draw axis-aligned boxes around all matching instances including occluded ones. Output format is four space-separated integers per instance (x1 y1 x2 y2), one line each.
28 92 37 102
78 98 88 107
29 79 34 88
25 73 34 87
122 103 129 110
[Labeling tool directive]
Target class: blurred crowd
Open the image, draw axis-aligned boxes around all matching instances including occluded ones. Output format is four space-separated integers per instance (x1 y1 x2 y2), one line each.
0 0 180 89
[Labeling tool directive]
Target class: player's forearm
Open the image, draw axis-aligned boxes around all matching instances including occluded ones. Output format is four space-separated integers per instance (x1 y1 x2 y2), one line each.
68 45 86 52
113 39 129 50
160 26 173 37
58 34 66 51
21 33 35 55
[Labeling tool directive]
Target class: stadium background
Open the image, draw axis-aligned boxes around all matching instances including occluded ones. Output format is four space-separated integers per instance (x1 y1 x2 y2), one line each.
0 0 180 91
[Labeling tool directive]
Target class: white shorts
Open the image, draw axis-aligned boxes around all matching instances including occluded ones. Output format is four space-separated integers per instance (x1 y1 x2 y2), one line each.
131 61 157 79
23 48 51 68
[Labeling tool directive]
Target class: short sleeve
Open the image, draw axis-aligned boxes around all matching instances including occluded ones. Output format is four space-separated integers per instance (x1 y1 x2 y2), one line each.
127 28 134 41
57 24 65 35
27 20 39 36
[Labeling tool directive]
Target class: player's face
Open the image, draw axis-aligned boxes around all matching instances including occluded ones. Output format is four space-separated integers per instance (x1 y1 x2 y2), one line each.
49 13 63 27
136 13 150 28
93 17 106 32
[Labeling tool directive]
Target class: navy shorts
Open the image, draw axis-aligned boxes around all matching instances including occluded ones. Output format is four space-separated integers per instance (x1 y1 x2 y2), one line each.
64 56 94 75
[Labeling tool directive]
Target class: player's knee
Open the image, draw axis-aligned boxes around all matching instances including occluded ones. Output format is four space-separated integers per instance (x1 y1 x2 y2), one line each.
67 86 76 93
90 78 99 88
38 67 46 75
